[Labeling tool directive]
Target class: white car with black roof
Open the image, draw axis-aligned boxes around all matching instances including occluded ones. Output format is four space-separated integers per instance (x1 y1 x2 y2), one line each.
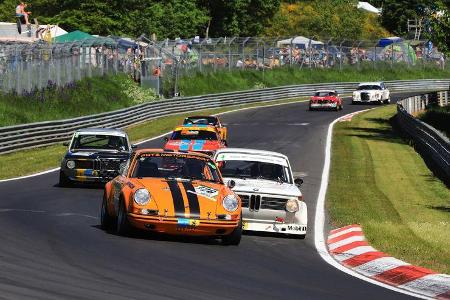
214 148 307 238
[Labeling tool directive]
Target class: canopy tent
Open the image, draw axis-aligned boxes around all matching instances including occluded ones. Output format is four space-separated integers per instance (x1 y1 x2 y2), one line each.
381 42 417 64
54 30 93 43
357 2 381 14
277 36 324 49
378 37 403 47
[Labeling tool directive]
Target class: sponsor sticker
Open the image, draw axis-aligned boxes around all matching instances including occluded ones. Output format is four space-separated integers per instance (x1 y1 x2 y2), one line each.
194 185 218 198
177 218 199 229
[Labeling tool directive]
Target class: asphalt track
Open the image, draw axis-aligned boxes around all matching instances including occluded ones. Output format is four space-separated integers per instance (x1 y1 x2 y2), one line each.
0 94 420 300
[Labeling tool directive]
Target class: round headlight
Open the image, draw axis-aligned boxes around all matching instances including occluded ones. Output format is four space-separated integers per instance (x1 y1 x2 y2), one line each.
134 189 151 205
222 195 238 212
285 199 299 213
66 160 75 169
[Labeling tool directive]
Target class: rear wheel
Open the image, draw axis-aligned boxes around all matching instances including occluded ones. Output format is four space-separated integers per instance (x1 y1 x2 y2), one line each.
100 193 114 230
116 198 132 236
222 216 242 245
58 171 72 187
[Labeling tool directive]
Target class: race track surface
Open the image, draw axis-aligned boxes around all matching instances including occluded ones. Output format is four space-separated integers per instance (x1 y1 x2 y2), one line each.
0 95 418 299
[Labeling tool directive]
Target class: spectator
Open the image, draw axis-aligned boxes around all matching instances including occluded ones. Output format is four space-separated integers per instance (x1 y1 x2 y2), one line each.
16 2 31 25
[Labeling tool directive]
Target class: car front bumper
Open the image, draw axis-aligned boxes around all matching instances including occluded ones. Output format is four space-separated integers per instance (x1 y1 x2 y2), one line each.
128 213 240 236
310 103 337 109
243 218 307 235
63 168 117 183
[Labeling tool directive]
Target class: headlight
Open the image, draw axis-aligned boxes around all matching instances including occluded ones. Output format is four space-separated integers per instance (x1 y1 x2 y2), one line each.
222 195 238 212
285 199 299 213
134 188 151 205
66 160 75 169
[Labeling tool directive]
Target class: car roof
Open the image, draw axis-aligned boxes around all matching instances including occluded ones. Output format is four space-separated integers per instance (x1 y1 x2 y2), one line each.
185 115 218 119
358 82 383 86
215 148 289 160
133 148 211 159
174 125 218 131
74 128 127 137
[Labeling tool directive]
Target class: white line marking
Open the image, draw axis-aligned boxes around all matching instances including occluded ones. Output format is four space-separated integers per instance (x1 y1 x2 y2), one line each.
287 123 310 126
313 108 432 300
328 235 365 250
398 274 450 297
0 99 307 183
328 226 363 240
354 257 410 277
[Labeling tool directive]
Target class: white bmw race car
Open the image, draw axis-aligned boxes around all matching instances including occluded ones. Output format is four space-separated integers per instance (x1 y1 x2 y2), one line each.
214 148 307 238
352 81 390 104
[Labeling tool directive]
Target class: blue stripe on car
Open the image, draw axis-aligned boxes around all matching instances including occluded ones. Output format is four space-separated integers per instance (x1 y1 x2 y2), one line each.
179 140 190 151
192 140 206 151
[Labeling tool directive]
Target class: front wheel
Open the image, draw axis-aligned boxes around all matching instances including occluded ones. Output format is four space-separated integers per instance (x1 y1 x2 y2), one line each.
222 217 242 245
59 170 72 187
116 198 132 236
100 194 115 230
383 98 390 104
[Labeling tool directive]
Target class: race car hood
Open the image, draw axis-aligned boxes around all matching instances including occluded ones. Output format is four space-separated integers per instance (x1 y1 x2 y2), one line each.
164 140 222 152
133 178 227 219
354 90 381 94
224 177 302 198
64 150 129 160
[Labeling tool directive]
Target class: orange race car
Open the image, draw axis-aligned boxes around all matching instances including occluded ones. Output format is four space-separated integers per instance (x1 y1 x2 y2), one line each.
101 149 242 245
164 124 227 156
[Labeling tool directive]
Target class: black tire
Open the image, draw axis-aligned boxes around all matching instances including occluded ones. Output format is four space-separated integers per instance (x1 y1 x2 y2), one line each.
335 105 339 111
383 99 390 104
58 170 72 187
351 101 356 105
116 198 132 236
100 193 114 230
309 106 314 111
222 216 242 245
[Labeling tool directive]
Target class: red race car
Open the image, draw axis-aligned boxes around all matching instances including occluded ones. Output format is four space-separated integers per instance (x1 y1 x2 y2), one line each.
309 90 343 111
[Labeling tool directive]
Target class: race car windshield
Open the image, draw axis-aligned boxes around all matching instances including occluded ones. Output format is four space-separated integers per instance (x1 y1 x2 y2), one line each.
170 130 218 141
183 117 218 126
314 91 336 97
132 155 221 182
71 135 128 151
218 160 291 183
358 85 381 90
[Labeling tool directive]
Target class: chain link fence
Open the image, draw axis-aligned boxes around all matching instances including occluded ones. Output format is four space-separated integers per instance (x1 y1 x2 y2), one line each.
1 35 448 96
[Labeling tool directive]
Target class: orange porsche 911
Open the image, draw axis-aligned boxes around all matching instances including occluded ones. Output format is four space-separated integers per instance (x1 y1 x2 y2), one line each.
101 149 242 245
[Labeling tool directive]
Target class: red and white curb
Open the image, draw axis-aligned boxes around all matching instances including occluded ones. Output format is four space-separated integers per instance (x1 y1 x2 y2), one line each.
328 225 450 299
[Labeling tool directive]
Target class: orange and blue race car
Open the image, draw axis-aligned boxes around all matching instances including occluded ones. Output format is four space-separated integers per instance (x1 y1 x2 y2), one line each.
164 124 227 157
183 115 228 142
101 149 242 245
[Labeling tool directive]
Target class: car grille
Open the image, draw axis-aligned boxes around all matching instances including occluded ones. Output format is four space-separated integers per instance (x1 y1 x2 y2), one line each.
361 92 370 101
100 159 121 171
237 194 287 211
74 160 94 169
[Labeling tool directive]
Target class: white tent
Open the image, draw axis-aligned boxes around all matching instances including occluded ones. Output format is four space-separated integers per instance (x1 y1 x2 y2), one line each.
357 2 381 14
38 25 67 37
277 36 324 48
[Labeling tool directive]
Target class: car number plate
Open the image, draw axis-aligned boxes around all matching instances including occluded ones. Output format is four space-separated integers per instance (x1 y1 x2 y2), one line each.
177 218 199 227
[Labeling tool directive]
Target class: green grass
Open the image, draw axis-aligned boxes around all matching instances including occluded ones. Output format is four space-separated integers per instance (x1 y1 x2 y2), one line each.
0 97 305 180
178 63 450 96
327 105 450 273
417 105 450 137
0 74 157 127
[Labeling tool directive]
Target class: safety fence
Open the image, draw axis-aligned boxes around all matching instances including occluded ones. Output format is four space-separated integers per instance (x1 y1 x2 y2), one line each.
1 35 449 96
0 79 449 155
397 91 450 183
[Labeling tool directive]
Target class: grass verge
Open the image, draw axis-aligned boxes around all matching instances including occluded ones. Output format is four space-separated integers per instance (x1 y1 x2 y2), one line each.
0 97 306 180
0 74 157 127
178 64 450 96
326 105 450 273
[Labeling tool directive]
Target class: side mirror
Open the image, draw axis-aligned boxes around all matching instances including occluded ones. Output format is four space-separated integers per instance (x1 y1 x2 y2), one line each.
294 178 303 186
227 179 236 189
63 141 69 147
131 144 137 149
163 137 169 142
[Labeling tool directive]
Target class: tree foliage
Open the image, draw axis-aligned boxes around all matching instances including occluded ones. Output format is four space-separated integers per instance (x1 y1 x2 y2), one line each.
265 0 389 40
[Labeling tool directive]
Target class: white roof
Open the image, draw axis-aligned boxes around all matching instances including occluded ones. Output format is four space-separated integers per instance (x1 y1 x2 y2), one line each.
357 2 381 14
215 148 289 167
74 128 127 137
277 36 324 48
358 81 383 86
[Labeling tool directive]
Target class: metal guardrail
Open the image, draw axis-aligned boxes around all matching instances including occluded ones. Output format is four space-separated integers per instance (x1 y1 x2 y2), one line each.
1 79 449 154
397 92 450 183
